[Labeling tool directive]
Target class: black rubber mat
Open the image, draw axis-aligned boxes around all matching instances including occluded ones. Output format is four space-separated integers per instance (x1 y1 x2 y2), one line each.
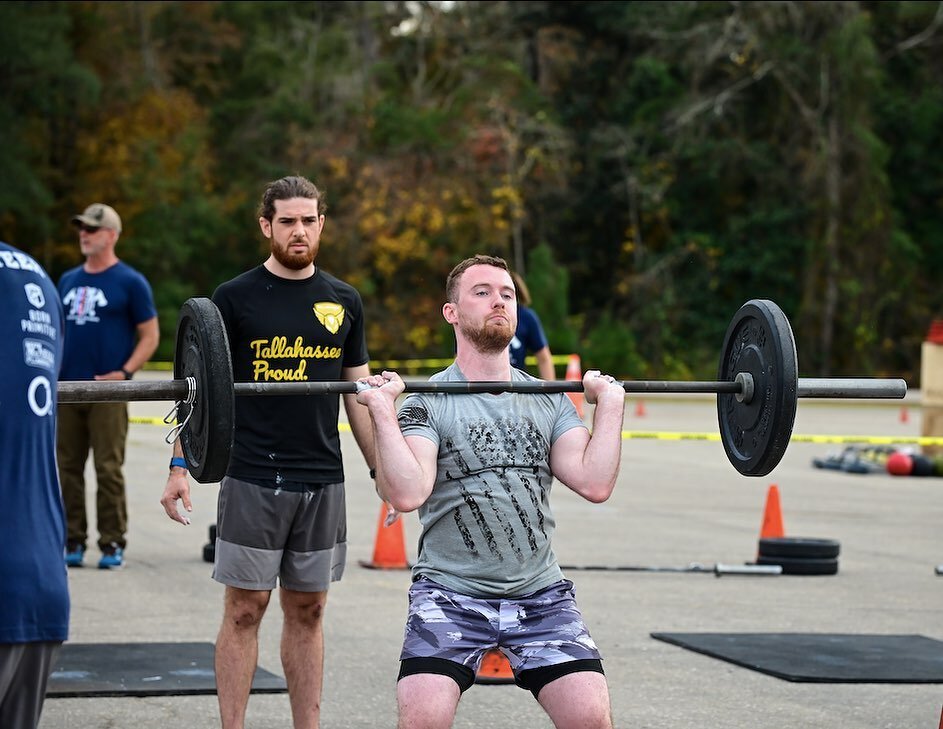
650 633 943 683
47 642 287 697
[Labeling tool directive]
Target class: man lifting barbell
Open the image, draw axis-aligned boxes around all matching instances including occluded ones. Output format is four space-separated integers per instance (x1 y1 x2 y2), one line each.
355 254 626 729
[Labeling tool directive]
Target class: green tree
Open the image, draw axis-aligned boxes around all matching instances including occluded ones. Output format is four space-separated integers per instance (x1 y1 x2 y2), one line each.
0 2 98 267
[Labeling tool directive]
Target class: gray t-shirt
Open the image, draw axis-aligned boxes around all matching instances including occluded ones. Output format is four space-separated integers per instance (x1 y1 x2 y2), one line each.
397 363 586 597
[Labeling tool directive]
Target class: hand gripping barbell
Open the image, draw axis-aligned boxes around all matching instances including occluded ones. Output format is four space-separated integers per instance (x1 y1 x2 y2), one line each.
57 297 907 483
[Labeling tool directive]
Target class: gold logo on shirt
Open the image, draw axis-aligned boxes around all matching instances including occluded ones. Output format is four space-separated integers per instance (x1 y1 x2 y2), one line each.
313 302 345 334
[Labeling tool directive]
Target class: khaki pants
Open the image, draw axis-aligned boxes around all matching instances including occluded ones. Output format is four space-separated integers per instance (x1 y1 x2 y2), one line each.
56 402 129 551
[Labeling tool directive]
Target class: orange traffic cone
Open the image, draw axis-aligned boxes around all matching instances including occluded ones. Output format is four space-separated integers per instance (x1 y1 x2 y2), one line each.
475 648 514 685
635 399 646 417
899 406 909 424
759 484 786 540
358 502 410 570
565 354 584 418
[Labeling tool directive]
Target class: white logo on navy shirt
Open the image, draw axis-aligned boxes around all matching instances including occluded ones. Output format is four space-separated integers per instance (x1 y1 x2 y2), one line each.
62 286 108 325
25 282 45 308
24 339 56 371
27 375 53 417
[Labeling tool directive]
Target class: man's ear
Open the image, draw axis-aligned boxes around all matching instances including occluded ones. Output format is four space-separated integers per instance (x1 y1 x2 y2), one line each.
258 217 272 239
442 301 458 324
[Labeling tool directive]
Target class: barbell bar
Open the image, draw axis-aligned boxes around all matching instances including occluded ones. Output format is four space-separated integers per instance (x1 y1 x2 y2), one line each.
55 297 907 483
56 377 906 401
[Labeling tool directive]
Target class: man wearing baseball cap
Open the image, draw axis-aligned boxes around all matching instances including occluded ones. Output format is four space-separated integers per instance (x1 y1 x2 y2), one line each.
57 202 159 569
71 203 123 234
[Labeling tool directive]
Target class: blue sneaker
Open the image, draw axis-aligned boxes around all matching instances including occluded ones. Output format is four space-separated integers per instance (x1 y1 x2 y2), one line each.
65 543 85 568
98 543 124 569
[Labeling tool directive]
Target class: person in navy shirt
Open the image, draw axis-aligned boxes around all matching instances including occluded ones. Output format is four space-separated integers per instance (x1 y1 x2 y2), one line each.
0 241 70 729
57 203 159 569
509 271 556 380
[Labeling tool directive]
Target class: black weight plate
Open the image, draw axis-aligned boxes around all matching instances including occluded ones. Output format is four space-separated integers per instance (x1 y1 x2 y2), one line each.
717 299 798 476
910 454 935 477
758 537 840 560
202 542 215 564
209 523 217 543
756 555 839 576
174 298 234 483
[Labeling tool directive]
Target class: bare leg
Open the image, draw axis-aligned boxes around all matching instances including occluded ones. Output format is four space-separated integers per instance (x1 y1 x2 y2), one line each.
396 673 462 729
537 671 613 729
215 586 271 729
280 587 329 729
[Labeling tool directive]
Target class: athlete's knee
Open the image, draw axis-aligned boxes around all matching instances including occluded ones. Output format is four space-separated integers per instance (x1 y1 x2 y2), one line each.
280 588 327 627
223 587 271 629
396 671 463 729
533 665 612 728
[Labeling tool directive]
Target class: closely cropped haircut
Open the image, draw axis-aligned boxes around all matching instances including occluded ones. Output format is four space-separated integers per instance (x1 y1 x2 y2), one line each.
258 175 326 220
510 271 531 307
445 254 510 303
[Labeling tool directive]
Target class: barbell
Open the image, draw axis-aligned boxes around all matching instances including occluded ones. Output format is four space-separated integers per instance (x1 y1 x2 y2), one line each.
57 297 907 483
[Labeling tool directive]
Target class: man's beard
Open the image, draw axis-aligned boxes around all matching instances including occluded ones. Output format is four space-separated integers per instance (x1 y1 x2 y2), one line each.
460 317 514 354
271 238 316 270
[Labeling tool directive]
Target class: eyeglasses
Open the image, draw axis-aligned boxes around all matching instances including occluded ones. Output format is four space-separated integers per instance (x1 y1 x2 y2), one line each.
78 224 101 234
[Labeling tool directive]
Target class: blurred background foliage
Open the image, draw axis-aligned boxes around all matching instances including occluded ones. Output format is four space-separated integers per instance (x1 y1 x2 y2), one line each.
1 0 941 382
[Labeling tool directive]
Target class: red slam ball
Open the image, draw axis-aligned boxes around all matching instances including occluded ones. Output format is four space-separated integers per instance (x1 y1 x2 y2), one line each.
885 451 914 476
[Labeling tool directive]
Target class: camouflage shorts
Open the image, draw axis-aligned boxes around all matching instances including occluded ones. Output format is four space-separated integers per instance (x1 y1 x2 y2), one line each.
400 577 602 674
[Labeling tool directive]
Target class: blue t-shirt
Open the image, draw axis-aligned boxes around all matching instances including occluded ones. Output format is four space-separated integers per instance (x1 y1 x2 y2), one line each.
509 304 549 371
58 261 157 380
0 241 70 643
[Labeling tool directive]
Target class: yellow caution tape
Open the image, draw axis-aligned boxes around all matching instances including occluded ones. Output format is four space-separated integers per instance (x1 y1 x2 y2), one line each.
787 434 943 445
619 430 943 445
621 431 717 441
130 417 170 426
131 416 357 432
130 417 943 445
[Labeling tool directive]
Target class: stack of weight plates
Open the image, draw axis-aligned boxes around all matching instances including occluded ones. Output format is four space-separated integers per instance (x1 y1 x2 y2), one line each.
756 537 840 575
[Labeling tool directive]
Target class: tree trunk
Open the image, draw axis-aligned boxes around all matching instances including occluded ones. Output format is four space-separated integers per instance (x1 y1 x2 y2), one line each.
820 109 842 376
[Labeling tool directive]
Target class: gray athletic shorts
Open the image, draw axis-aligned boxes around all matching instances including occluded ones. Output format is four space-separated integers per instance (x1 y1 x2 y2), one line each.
213 476 347 592
400 577 602 675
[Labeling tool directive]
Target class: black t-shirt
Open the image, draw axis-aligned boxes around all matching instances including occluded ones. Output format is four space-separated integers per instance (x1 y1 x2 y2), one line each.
213 265 369 484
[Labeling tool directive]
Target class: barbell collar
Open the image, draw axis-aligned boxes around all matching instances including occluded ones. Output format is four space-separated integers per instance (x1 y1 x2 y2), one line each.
56 375 907 403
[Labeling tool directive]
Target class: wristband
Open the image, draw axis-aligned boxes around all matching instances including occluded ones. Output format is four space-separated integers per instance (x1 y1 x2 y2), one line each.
169 456 188 471
369 468 377 479
121 368 133 380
